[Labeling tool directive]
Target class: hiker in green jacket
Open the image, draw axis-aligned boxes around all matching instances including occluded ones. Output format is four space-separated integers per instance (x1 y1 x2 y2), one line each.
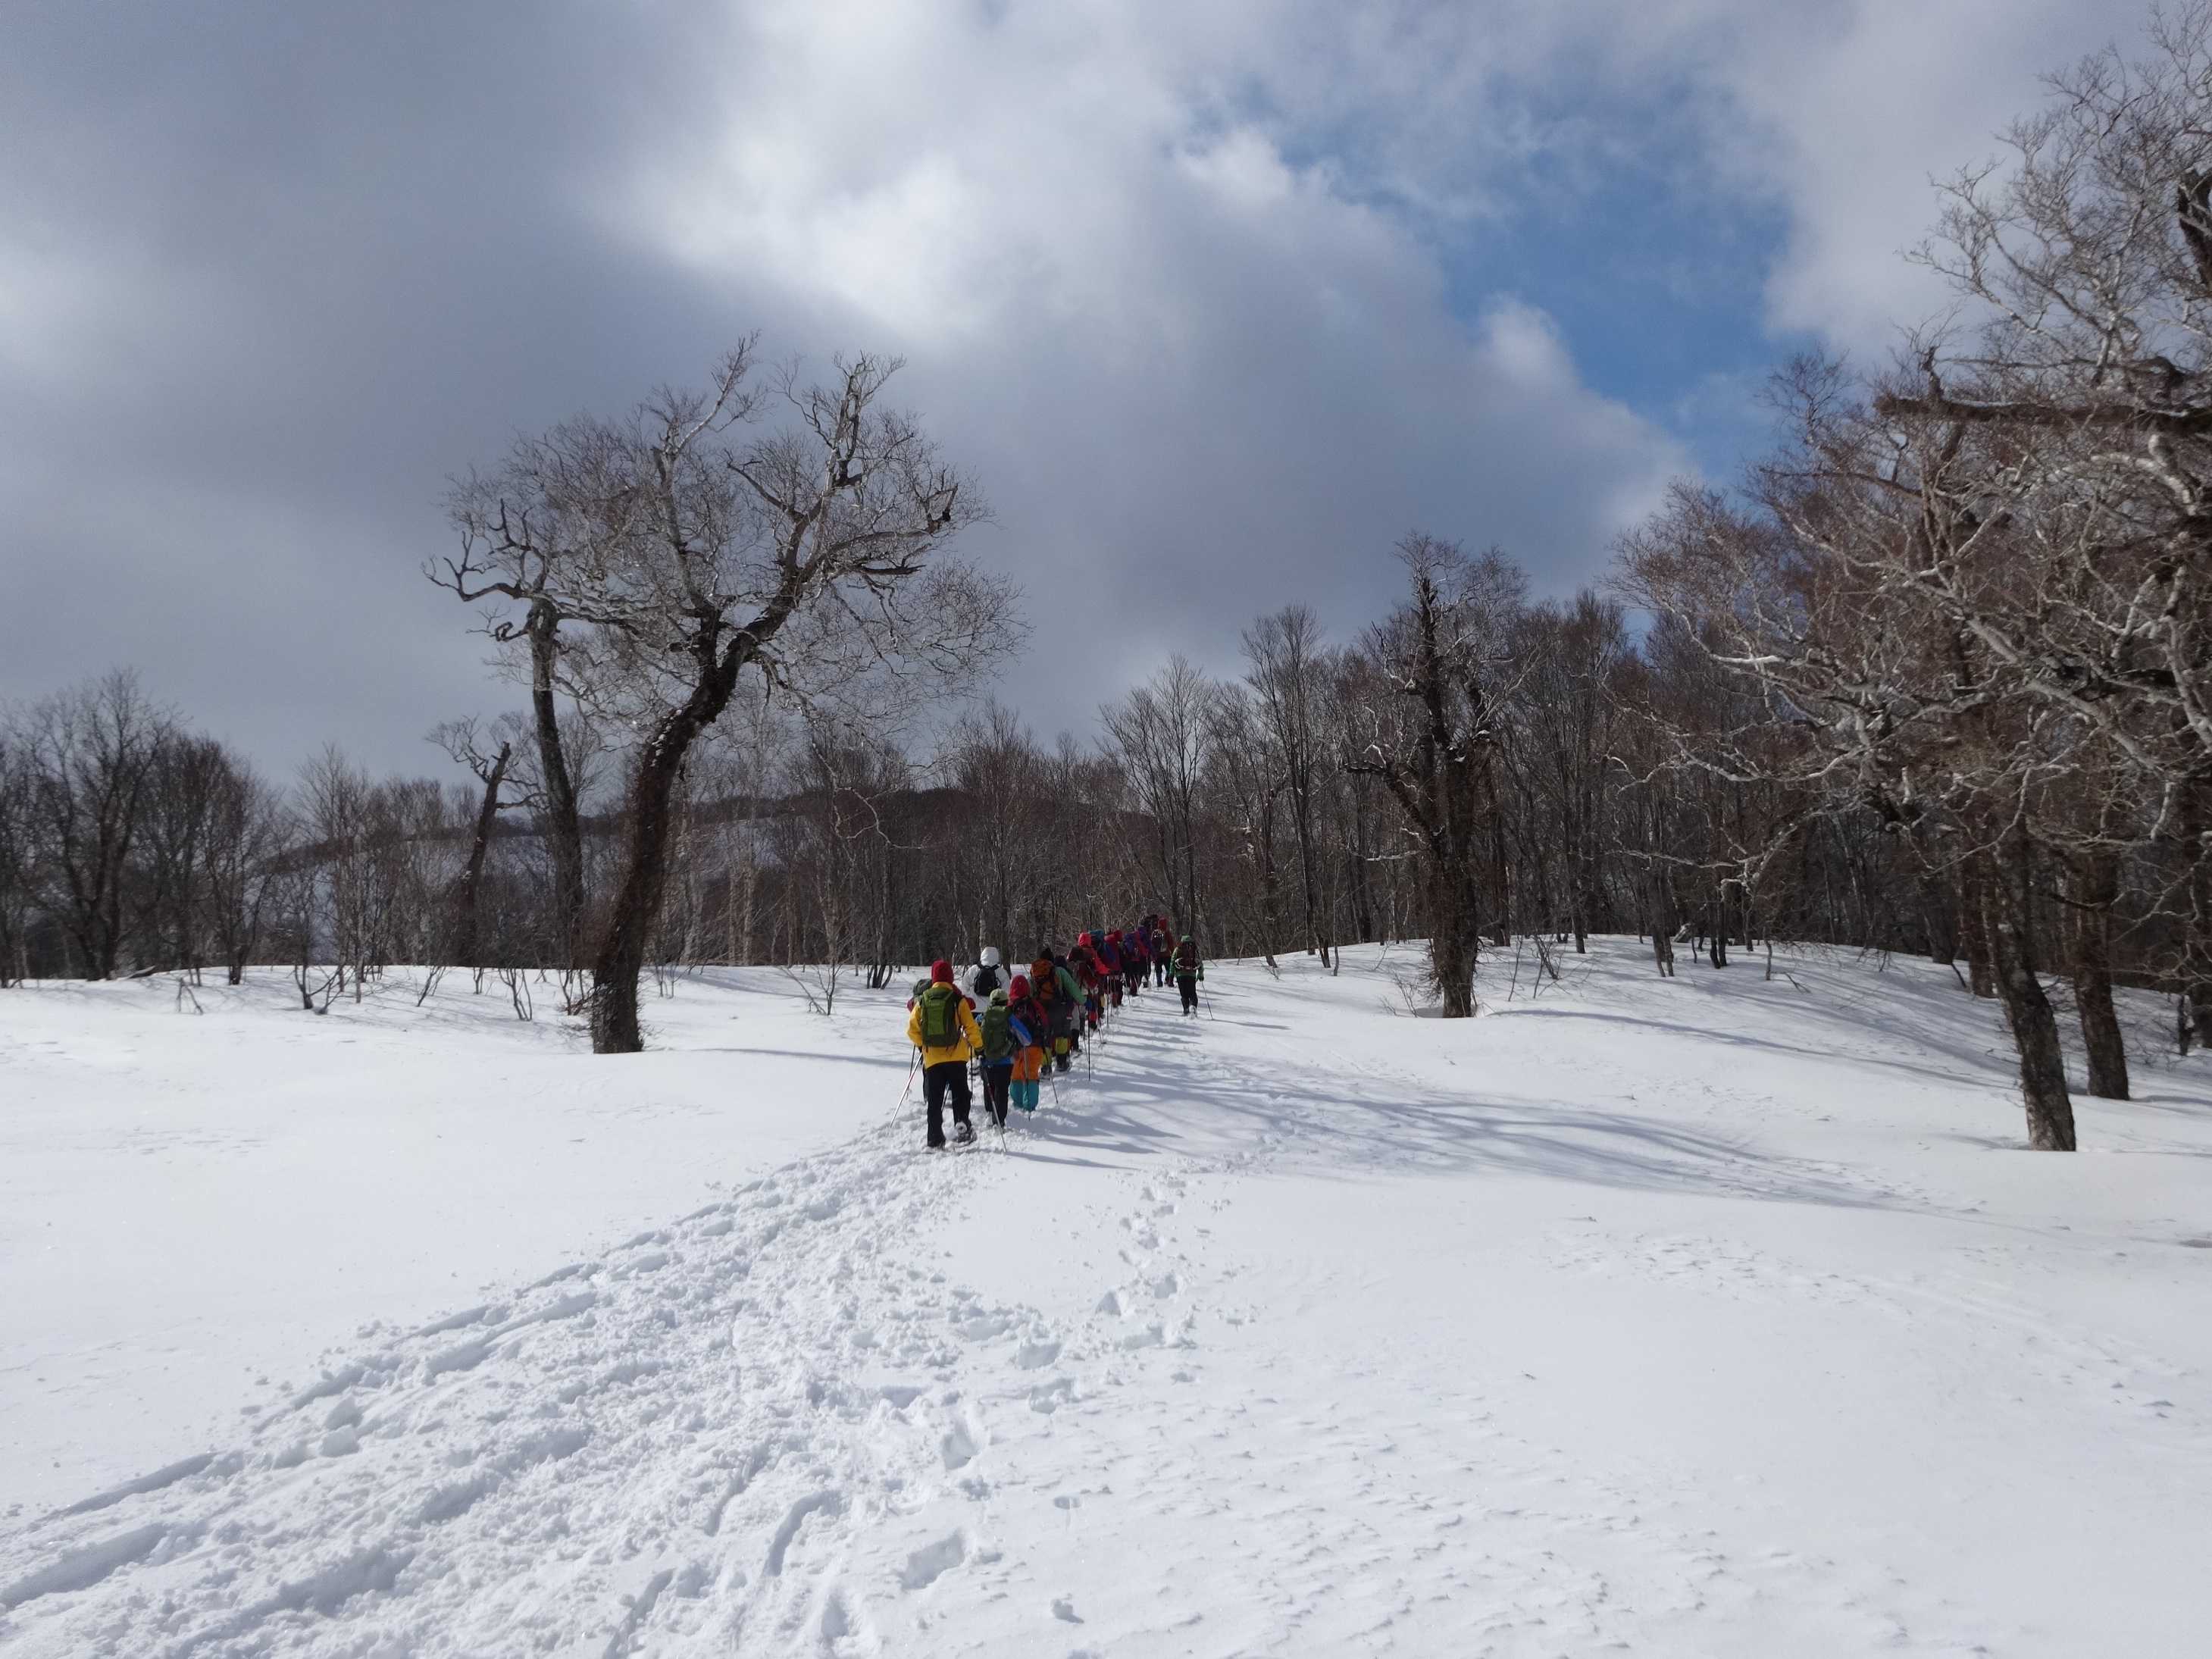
978 987 1015 1128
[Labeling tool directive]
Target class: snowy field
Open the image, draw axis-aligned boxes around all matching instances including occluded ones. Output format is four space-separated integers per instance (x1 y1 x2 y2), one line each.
2 942 2210 1656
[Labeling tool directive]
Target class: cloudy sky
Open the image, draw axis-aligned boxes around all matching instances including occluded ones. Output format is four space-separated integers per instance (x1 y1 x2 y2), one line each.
0 0 2143 774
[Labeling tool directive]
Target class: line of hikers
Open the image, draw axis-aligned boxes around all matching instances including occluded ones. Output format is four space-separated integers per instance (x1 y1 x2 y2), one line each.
903 916 1207 1149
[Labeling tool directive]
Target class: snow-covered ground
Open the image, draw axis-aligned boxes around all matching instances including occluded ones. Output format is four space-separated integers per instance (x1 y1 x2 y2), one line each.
2 941 2210 1656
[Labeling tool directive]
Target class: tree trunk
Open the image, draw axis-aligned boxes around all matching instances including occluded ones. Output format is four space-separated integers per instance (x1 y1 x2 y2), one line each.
1918 866 1956 965
588 596 777 1051
591 714 713 1050
2069 848 2129 1100
449 742 512 970
1981 835 2077 1150
527 601 588 969
1486 786 1510 948
1257 800 1281 969
1957 856 1995 997
1429 859 1479 1017
2182 778 2212 1048
588 755 677 1052
1297 804 1320 958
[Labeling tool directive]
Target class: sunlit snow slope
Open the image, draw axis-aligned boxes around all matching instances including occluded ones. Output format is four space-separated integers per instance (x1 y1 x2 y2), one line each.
3 942 2210 1657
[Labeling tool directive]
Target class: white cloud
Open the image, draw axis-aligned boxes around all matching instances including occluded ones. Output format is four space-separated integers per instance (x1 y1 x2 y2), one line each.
1700 0 2135 354
0 0 2160 765
618 0 1691 713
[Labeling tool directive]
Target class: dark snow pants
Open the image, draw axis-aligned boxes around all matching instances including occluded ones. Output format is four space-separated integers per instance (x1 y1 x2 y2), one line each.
982 1062 1012 1127
1178 973 1200 1013
923 1060 972 1146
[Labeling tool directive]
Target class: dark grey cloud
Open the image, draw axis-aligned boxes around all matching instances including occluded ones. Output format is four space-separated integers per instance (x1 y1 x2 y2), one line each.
1 2 746 772
0 0 2143 777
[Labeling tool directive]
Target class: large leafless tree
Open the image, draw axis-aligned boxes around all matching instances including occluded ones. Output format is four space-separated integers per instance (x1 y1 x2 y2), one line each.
1347 536 1525 1018
446 346 1011 1051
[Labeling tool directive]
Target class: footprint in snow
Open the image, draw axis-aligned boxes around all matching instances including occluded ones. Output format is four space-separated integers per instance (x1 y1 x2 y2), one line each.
820 1589 860 1641
900 1533 965 1590
764 1490 843 1576
941 1424 978 1470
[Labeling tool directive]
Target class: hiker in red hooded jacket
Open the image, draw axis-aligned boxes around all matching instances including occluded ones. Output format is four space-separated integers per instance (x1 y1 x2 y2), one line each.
1006 973 1049 1113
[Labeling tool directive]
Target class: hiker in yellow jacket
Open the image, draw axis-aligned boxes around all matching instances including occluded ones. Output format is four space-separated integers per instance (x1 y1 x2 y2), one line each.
907 958 984 1149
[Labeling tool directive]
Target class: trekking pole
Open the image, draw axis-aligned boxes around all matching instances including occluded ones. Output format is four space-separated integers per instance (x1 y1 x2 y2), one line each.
1202 978 1216 1021
894 1049 919 1119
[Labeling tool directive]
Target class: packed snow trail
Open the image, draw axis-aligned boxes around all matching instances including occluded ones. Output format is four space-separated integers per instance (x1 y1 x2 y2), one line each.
4 943 2212 1654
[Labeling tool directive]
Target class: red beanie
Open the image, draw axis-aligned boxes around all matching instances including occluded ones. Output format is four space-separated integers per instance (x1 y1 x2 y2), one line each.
931 959 954 983
1010 974 1029 996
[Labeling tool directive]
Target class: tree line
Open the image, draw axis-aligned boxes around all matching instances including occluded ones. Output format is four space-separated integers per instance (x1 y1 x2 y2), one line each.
8 14 2212 1153
0 561 1885 1025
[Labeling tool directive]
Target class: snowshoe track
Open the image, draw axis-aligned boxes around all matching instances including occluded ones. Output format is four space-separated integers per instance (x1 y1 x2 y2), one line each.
0 1121 1055 1654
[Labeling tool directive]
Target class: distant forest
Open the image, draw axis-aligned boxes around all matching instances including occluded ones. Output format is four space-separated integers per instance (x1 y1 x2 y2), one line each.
11 20 2212 1153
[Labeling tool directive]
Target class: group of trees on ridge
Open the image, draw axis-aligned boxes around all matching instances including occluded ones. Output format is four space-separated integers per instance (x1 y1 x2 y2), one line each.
8 14 2212 1153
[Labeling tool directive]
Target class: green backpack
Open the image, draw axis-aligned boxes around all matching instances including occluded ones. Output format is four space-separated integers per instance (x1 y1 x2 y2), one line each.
979 1000 1012 1062
918 984 962 1048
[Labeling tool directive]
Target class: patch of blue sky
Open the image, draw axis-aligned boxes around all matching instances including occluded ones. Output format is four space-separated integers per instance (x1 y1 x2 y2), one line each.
1253 66 1819 484
1434 158 1813 482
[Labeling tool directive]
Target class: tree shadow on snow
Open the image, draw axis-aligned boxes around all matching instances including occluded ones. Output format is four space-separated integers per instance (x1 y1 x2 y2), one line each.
1032 1036 1925 1214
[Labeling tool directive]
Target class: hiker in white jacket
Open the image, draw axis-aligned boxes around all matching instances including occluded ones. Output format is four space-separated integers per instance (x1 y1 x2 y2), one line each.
965 946 1006 1000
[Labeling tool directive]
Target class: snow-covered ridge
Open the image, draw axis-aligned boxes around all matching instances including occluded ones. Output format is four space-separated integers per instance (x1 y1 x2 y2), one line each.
3 942 2210 1654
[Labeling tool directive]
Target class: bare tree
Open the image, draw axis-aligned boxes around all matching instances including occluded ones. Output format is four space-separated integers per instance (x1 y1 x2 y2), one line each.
0 726 32 986
21 672 171 979
436 418 617 966
1866 10 2212 1038
1244 606 1334 961
947 703 1048 956
1617 387 2089 1149
1506 593 1627 951
202 760 289 986
458 347 1009 1051
433 717 516 970
1101 656 1221 931
134 733 239 978
1206 683 1286 964
1347 536 1525 1017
